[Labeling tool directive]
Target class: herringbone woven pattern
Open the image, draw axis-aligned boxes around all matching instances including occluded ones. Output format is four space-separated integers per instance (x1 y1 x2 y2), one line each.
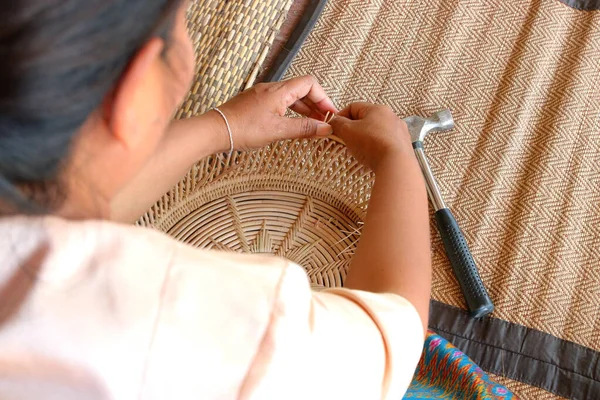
286 0 600 355
488 374 564 400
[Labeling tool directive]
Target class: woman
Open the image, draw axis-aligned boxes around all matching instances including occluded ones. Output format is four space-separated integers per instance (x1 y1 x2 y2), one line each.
0 0 432 398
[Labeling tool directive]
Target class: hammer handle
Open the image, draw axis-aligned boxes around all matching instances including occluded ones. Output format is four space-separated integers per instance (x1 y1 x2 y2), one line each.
435 208 494 318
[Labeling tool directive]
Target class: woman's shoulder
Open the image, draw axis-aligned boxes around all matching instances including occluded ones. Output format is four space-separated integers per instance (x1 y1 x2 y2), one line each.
0 215 307 397
1 216 303 316
0 214 306 332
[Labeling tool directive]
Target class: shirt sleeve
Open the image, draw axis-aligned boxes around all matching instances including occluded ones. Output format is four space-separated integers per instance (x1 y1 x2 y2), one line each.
240 262 425 400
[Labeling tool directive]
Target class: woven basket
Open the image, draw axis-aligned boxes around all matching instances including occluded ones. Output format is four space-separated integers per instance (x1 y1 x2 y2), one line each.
141 141 373 288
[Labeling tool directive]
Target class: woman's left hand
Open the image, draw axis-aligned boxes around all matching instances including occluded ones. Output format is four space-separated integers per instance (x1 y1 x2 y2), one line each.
213 75 338 152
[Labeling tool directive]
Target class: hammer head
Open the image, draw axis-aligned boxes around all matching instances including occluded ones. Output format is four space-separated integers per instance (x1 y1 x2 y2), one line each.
403 109 455 144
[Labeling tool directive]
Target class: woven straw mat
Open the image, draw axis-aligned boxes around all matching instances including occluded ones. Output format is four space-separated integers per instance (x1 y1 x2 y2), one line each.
283 0 600 354
175 0 292 118
144 0 600 368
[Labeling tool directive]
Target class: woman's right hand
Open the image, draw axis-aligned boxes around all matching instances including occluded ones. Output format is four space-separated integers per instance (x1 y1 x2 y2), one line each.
332 102 431 336
329 102 413 172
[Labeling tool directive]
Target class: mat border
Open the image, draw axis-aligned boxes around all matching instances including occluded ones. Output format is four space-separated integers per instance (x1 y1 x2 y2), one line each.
557 0 600 11
429 301 600 399
264 0 328 82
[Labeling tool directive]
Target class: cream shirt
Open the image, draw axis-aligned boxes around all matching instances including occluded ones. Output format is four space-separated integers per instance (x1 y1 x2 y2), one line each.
0 217 424 400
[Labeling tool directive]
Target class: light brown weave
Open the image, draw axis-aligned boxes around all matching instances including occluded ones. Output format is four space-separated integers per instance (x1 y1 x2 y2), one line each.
140 141 370 287
284 0 600 351
145 0 600 360
175 0 292 119
488 374 565 400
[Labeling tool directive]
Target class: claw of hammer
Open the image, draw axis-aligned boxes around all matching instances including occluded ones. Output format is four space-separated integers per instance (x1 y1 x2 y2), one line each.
403 109 455 145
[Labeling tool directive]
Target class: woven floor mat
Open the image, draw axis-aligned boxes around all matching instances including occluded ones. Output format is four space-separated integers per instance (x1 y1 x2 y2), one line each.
285 0 600 350
277 0 600 396
175 0 292 119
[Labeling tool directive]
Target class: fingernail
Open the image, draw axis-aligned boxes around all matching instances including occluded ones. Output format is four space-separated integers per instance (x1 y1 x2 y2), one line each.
316 122 333 136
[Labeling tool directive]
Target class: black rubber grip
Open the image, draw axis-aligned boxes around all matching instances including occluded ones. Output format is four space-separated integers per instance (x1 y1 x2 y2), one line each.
434 208 494 318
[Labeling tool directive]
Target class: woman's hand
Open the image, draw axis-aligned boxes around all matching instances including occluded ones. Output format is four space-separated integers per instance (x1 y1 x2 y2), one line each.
333 102 431 335
113 77 335 222
213 76 338 151
329 102 413 173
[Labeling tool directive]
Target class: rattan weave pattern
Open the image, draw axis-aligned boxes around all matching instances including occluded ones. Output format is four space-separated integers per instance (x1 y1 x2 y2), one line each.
175 0 292 118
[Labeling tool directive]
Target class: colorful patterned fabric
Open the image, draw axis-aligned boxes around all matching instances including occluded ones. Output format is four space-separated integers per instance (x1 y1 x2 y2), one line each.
404 332 516 399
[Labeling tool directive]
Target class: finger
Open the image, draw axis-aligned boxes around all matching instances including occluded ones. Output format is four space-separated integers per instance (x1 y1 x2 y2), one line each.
329 115 351 134
299 96 324 114
289 100 312 116
279 116 333 140
280 75 338 114
308 110 327 121
299 97 327 120
301 96 317 109
336 102 375 120
327 115 354 143
288 85 333 120
290 100 326 120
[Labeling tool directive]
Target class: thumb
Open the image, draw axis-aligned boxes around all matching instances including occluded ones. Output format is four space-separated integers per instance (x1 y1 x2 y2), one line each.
280 116 333 139
329 115 352 138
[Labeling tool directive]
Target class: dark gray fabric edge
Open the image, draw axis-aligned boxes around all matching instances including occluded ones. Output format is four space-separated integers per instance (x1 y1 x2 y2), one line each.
264 0 329 82
557 0 600 11
429 300 600 399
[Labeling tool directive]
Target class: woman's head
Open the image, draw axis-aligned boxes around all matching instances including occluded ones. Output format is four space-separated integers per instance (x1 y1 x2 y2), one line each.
0 0 194 216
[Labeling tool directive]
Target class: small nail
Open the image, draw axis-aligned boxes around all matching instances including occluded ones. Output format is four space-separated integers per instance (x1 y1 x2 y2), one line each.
316 122 333 136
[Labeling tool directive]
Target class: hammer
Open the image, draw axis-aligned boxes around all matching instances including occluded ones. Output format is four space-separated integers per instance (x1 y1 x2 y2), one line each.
404 110 494 318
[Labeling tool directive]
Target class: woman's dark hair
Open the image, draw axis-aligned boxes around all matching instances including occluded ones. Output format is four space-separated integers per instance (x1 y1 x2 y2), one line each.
0 0 182 213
